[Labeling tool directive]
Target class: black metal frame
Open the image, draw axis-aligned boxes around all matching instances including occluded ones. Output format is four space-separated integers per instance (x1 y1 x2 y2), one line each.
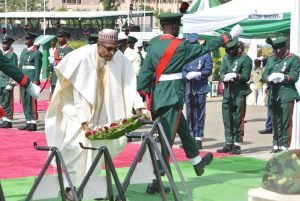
0 182 5 201
77 143 126 201
25 142 78 201
120 120 193 201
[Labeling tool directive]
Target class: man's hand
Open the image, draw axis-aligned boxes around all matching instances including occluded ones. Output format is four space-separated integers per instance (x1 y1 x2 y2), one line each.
48 56 56 65
224 73 237 82
186 71 202 80
268 73 284 83
81 122 89 131
230 24 243 38
26 82 40 99
5 85 13 91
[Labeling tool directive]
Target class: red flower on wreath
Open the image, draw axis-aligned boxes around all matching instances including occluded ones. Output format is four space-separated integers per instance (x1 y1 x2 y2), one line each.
85 130 92 137
110 122 118 127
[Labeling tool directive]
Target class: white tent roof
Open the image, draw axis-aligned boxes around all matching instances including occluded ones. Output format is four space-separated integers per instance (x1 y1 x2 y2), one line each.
182 0 291 33
0 11 153 19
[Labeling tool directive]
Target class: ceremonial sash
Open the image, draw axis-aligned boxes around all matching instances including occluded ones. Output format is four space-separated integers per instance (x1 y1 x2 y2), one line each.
147 38 182 110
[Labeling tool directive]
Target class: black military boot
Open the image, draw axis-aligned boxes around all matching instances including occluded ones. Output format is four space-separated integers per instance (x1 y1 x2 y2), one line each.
27 123 37 131
17 123 30 130
193 152 213 176
216 144 233 153
196 140 203 150
0 121 12 128
230 145 241 155
146 179 171 194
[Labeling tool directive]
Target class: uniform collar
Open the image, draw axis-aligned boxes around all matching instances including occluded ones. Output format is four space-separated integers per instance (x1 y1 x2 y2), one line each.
26 45 35 52
160 34 176 40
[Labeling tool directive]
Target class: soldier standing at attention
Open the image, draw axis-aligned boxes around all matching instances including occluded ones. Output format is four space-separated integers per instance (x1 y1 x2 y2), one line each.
182 33 213 150
48 30 73 94
137 13 243 193
18 32 42 131
261 37 300 153
216 39 252 155
124 36 142 77
0 36 18 128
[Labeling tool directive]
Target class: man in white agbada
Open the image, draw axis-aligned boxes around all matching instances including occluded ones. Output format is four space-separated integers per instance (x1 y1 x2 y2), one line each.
45 29 145 187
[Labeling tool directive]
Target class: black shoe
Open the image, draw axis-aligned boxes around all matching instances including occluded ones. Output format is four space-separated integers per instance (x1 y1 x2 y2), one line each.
27 123 37 131
270 149 282 153
193 152 213 176
0 121 12 128
196 140 202 150
17 124 29 130
258 129 272 134
230 145 241 155
216 144 233 153
146 179 171 194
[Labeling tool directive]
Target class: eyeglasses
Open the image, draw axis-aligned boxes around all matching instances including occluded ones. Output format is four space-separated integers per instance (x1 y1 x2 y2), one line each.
100 43 118 54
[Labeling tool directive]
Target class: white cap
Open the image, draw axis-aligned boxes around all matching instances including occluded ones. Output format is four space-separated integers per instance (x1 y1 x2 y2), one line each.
136 40 143 47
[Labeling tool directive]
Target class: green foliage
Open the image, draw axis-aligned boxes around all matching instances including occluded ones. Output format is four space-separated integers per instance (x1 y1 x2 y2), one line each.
102 0 120 11
0 0 45 12
68 40 88 50
57 7 68 11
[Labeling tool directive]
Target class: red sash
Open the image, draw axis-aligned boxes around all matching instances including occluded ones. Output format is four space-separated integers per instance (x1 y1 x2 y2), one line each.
146 38 182 110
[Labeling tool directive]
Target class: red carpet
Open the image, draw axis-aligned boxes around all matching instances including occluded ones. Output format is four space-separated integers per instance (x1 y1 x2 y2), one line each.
0 129 230 179
13 100 49 113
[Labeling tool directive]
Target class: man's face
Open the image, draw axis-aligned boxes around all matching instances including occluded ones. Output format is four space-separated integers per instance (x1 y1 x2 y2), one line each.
2 42 11 51
225 46 238 56
58 36 67 46
273 45 287 58
97 42 118 61
25 38 34 47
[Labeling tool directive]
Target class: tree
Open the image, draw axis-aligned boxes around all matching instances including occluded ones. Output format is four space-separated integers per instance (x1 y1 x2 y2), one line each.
102 0 120 11
0 0 45 12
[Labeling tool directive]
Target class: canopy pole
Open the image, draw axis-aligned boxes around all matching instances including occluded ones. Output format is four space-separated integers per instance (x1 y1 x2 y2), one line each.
290 0 300 149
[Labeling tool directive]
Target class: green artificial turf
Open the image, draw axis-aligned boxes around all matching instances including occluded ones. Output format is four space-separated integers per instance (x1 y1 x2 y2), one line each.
0 156 266 201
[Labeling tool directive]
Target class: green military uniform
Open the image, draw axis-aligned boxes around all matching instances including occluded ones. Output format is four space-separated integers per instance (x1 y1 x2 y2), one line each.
0 51 31 88
51 31 73 93
219 41 252 149
137 13 232 164
261 37 300 150
0 36 18 127
18 33 42 131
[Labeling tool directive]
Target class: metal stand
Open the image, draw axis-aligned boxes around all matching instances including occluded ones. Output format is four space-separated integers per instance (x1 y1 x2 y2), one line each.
0 182 5 201
77 143 126 201
121 120 193 201
25 142 78 201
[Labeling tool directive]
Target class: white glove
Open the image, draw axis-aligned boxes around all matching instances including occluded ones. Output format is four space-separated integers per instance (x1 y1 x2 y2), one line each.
268 73 284 83
230 24 243 39
224 73 237 82
26 82 40 99
48 56 56 65
186 71 202 80
5 85 13 91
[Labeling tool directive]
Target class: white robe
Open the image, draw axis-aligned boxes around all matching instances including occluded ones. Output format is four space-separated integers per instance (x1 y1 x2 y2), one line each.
124 47 141 76
45 44 144 185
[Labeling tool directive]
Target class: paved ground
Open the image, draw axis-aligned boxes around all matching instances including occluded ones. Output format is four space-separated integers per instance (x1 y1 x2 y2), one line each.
11 83 274 161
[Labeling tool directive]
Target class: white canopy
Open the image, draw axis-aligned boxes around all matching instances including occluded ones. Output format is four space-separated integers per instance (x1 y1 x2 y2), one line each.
182 0 291 34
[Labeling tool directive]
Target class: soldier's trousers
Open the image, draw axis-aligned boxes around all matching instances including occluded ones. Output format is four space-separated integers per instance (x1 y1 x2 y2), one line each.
222 95 246 144
155 104 199 159
271 100 294 148
0 88 14 119
20 86 38 121
185 93 206 138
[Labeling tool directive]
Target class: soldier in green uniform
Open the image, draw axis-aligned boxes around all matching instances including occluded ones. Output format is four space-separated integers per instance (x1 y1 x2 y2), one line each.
48 30 73 94
216 39 252 155
261 36 300 153
0 36 18 128
0 51 40 100
137 13 243 193
18 32 42 131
